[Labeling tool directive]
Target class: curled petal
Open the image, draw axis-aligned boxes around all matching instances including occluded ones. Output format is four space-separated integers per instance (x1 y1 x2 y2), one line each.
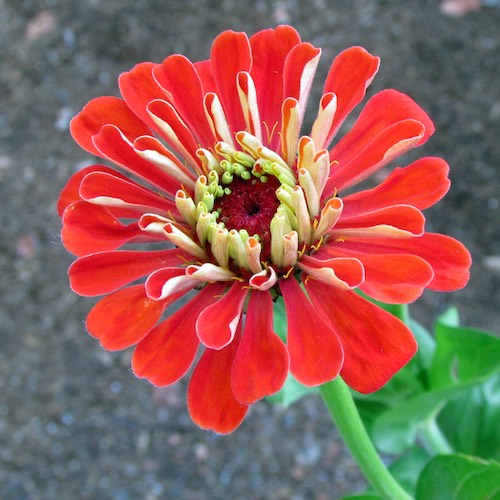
317 245 434 303
145 267 197 301
153 54 215 146
186 262 236 282
336 204 426 236
237 71 262 142
283 42 321 123
132 283 226 386
281 97 301 166
146 99 201 169
280 277 344 386
134 135 197 188
79 170 176 216
329 233 471 291
305 280 417 393
312 197 343 241
69 249 189 297
86 285 167 351
248 266 278 291
298 255 364 289
61 201 145 256
92 124 180 193
310 92 338 150
204 93 234 146
57 164 124 217
231 291 289 404
162 223 208 260
188 326 249 434
196 281 249 349
330 225 420 241
70 96 151 157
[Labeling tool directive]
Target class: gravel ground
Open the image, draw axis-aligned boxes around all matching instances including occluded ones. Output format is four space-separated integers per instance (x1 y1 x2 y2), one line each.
1 0 499 498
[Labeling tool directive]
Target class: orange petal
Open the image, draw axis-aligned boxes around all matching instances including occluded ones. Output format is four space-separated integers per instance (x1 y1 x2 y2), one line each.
305 280 417 393
231 291 289 404
280 277 344 386
86 284 166 351
188 326 248 434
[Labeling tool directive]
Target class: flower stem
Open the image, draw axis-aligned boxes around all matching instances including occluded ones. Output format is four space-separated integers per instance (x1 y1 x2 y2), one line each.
421 418 453 455
319 377 412 500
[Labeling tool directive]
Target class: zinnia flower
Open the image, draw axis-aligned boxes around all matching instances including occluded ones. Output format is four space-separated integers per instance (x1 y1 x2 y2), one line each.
58 26 471 433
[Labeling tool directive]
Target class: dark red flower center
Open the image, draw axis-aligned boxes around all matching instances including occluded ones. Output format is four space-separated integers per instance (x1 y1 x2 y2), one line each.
214 175 281 252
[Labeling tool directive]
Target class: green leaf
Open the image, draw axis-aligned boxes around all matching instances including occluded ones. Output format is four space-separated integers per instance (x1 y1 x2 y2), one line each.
388 446 432 496
438 374 500 460
341 494 381 500
372 384 473 454
408 317 435 374
429 311 500 389
416 454 500 500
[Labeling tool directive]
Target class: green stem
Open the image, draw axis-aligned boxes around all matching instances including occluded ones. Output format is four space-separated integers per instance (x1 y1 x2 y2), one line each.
392 303 410 325
320 377 412 500
421 418 453 455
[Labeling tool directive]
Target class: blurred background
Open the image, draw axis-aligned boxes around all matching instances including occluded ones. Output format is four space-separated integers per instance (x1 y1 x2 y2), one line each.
1 0 499 498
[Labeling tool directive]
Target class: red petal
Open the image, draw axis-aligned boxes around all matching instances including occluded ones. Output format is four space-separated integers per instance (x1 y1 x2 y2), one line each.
342 157 450 215
118 61 171 131
132 283 226 386
70 96 151 156
193 60 217 93
92 124 180 193
336 204 426 236
231 291 289 404
329 232 471 291
280 277 344 386
283 42 321 121
358 254 434 303
249 26 301 138
153 55 215 147
69 249 188 296
328 119 426 194
86 284 166 351
144 267 197 301
57 164 124 217
61 201 144 256
188 326 249 434
298 254 365 289
79 170 177 216
196 281 249 349
322 46 380 146
317 244 434 303
146 99 202 168
305 280 417 393
327 89 435 193
210 30 252 134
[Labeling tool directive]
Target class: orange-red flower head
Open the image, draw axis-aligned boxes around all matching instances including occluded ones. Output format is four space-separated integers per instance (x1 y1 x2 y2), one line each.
59 26 471 433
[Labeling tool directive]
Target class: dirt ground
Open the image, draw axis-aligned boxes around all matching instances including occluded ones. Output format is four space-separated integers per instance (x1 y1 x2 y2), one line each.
1 0 499 498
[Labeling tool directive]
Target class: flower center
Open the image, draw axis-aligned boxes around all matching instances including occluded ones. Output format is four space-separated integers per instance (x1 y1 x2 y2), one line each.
214 175 281 257
168 131 343 288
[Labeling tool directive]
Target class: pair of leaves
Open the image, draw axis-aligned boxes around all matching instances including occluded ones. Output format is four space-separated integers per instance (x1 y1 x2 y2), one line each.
343 454 500 500
370 308 500 457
